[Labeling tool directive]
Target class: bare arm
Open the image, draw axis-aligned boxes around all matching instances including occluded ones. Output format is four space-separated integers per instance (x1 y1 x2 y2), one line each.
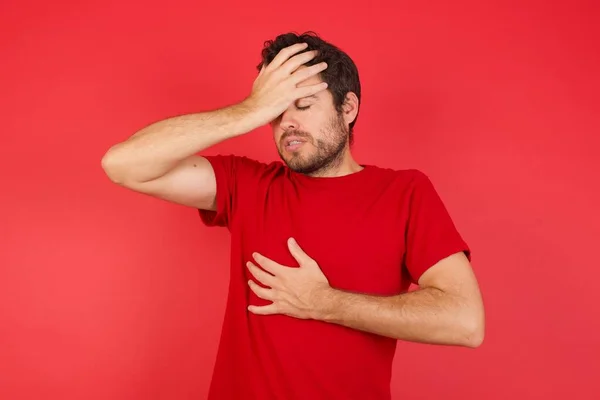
246 241 485 348
100 42 328 210
317 252 485 347
100 105 259 210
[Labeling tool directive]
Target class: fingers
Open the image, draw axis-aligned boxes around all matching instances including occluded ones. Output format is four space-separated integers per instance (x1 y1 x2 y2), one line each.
252 252 281 275
267 42 309 71
286 237 317 267
247 261 276 288
248 303 278 315
248 279 274 301
280 50 319 75
290 61 328 85
296 81 329 98
289 62 329 100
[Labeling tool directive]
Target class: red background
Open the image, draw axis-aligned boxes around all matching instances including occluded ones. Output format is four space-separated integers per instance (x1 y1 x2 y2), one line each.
1 0 599 399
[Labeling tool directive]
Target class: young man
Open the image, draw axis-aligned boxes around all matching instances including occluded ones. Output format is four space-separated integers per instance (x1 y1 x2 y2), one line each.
101 32 485 400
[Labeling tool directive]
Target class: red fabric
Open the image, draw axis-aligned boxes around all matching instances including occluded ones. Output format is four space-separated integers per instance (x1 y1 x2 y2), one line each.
199 154 470 400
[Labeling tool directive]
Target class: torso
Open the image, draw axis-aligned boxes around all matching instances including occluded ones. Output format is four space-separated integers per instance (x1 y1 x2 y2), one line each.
207 161 419 400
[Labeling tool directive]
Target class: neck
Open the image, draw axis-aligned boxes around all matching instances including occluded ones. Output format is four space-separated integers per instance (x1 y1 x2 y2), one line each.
306 150 363 178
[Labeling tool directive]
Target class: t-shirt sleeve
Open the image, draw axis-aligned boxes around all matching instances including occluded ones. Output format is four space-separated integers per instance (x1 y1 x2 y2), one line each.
403 170 471 284
197 154 264 229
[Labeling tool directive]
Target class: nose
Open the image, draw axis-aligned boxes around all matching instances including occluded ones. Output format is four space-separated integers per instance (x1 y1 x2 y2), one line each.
279 108 299 132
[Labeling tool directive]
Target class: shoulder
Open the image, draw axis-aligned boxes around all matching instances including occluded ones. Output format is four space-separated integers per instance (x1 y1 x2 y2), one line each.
203 153 284 173
202 153 288 184
365 163 428 179
362 165 450 213
365 164 434 191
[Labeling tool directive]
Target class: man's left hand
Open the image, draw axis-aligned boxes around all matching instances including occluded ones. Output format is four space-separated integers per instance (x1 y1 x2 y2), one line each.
246 237 332 320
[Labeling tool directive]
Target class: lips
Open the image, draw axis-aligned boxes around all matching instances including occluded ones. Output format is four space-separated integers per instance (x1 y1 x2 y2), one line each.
281 134 309 152
284 136 306 147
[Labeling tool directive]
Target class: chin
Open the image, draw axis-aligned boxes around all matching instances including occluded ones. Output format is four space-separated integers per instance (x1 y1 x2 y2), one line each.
287 159 323 174
282 155 306 171
278 145 323 174
280 146 306 161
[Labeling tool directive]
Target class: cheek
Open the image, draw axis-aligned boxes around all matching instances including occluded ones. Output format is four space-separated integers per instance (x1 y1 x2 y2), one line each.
304 112 326 131
271 126 282 141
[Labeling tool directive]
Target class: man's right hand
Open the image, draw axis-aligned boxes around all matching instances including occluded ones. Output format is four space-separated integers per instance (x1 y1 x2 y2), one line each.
102 42 329 210
242 42 329 128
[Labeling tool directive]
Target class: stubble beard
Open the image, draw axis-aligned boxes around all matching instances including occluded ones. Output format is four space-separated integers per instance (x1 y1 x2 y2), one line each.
278 113 349 176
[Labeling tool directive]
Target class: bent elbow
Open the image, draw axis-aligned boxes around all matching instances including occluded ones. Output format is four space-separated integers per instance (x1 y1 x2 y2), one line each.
101 157 121 184
101 147 129 185
462 310 485 348
465 324 485 348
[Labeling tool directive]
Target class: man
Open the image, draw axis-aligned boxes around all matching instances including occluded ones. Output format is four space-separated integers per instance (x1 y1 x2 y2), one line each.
101 31 485 400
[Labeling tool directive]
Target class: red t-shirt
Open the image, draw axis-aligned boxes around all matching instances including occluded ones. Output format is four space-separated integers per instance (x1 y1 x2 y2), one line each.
198 154 470 400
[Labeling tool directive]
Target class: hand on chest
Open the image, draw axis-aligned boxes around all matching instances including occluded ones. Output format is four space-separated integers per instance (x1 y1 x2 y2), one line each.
242 203 406 296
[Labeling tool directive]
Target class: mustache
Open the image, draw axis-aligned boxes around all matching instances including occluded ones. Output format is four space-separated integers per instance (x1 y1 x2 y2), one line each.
281 130 312 142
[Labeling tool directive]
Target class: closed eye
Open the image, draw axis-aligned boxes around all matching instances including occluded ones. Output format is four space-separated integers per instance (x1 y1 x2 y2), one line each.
296 105 311 111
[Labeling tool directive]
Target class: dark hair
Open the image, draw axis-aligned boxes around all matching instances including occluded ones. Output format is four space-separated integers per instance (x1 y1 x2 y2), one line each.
257 31 361 144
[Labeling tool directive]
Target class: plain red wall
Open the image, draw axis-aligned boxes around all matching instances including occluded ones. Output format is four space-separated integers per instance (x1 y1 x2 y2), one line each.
1 0 599 399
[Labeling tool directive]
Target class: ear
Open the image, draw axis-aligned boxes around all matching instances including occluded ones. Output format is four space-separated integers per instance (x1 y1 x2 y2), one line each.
341 92 359 125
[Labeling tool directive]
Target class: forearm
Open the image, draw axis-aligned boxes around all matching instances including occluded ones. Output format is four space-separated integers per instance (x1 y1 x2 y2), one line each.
317 287 484 347
101 100 259 183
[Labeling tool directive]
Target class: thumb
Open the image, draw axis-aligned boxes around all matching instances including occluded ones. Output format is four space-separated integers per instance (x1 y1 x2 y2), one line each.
287 237 315 266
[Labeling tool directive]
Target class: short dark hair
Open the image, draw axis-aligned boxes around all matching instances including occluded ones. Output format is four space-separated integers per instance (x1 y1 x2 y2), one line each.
257 31 361 144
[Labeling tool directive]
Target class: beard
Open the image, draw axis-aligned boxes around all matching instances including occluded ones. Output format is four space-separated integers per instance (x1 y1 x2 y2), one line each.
277 113 349 176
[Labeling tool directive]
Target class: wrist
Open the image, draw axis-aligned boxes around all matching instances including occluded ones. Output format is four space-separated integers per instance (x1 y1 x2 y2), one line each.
220 100 254 136
236 96 274 132
311 286 343 322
